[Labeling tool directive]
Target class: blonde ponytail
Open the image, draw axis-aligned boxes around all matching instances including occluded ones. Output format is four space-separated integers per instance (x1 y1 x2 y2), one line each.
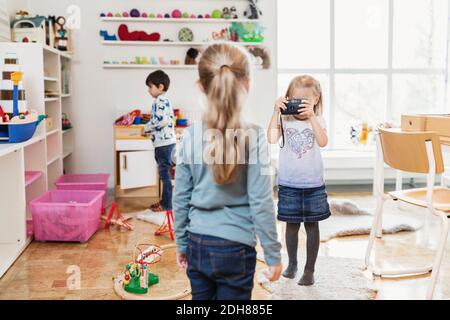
198 43 251 185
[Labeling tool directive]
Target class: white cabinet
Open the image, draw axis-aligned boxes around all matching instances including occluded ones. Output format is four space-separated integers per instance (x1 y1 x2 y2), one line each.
114 125 160 198
119 151 157 190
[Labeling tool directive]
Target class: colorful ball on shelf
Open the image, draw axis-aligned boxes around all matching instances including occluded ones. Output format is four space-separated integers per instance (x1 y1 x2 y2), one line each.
205 14 211 19
107 12 113 17
164 13 171 18
149 13 156 18
212 10 222 19
157 14 163 18
197 14 204 19
178 27 194 42
100 13 106 17
115 13 122 17
190 14 197 19
182 12 190 18
130 9 140 18
141 12 148 18
172 9 182 18
122 12 129 17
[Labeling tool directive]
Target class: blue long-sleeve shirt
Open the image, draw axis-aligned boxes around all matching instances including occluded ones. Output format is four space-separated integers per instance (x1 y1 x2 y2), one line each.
144 94 176 148
173 121 282 266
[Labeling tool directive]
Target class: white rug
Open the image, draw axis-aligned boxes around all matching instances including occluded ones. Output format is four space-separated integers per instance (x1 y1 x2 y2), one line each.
310 200 423 242
136 210 166 226
257 255 377 300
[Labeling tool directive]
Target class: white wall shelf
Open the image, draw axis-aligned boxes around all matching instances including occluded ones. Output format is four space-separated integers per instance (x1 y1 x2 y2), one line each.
44 76 58 82
103 63 263 70
61 94 71 98
101 17 260 24
44 97 59 103
46 129 60 137
103 64 197 70
101 40 264 47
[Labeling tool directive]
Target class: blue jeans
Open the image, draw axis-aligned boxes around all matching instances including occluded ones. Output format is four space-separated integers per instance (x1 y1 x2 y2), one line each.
186 233 257 300
155 144 175 210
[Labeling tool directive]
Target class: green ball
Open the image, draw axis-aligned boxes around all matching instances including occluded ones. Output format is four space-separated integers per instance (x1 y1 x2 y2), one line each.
212 9 222 19
115 12 122 17
149 13 156 18
182 12 189 18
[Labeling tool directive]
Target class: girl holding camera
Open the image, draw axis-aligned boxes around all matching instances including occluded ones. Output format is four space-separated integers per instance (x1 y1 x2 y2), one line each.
267 75 331 286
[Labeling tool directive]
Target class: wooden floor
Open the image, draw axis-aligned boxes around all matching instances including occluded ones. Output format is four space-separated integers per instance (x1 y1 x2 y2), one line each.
0 193 449 300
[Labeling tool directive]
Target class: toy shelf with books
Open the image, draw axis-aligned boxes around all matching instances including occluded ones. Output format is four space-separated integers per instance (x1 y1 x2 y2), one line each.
0 42 74 279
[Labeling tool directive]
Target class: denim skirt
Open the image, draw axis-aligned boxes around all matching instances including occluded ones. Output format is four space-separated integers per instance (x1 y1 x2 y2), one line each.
277 185 331 223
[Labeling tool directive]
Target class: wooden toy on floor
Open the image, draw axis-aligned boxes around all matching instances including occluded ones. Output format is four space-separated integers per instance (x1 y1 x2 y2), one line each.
102 202 134 231
154 210 175 241
113 243 191 300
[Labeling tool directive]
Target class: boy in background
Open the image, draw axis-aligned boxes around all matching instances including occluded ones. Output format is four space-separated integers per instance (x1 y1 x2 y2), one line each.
144 70 176 213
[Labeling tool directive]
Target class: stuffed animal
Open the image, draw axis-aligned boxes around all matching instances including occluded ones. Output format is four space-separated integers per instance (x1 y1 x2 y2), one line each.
244 0 262 20
248 46 271 69
222 7 232 19
185 48 201 65
230 7 238 19
118 24 160 41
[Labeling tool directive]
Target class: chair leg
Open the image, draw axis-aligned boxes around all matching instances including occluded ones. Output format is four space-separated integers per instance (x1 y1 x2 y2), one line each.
426 214 449 300
365 197 385 269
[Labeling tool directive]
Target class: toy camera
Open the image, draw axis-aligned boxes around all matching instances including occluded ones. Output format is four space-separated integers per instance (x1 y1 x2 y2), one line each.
282 99 304 115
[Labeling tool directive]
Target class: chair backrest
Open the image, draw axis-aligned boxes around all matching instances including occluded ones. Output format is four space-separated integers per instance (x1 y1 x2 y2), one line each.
378 128 444 174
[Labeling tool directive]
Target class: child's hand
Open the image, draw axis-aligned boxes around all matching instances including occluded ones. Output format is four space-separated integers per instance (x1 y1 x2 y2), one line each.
177 252 188 269
298 99 316 119
274 97 288 114
264 264 283 282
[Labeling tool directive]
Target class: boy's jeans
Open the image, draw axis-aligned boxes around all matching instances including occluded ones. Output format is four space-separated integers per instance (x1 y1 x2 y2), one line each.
155 144 175 210
186 232 257 300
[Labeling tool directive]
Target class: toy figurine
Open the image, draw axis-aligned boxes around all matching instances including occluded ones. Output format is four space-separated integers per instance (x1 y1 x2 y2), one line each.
230 7 238 19
244 0 263 20
222 7 232 19
55 16 68 51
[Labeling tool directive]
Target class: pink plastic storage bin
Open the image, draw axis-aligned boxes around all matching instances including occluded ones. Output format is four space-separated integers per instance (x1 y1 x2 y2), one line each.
54 174 110 209
30 190 105 243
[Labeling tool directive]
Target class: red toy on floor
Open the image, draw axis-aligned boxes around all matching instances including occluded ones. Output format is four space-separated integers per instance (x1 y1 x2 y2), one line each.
118 24 161 41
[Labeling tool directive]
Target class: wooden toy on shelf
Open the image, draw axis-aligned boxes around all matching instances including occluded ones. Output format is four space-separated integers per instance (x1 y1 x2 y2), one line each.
55 16 68 51
12 15 47 44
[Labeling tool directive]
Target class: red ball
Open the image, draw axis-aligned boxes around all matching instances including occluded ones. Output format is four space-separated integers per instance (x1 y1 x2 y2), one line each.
141 12 148 18
122 12 129 17
125 275 130 281
107 12 113 17
172 9 182 18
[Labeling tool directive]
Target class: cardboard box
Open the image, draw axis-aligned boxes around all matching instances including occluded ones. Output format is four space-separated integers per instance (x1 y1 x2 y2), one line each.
114 125 145 140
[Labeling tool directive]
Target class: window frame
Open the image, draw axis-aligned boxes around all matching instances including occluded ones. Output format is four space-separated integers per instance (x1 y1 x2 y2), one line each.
278 0 450 150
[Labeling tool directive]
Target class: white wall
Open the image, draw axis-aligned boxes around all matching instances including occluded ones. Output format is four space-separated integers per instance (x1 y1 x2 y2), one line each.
23 0 277 186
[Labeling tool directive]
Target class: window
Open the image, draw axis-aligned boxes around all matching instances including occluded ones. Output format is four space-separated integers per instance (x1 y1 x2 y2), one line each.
278 0 449 150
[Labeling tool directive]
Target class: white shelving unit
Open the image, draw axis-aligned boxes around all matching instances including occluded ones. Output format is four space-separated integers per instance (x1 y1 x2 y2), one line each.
100 17 258 23
101 40 264 47
103 63 263 70
0 43 74 279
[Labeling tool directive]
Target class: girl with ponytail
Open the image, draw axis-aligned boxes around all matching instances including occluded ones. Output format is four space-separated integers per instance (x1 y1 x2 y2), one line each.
173 43 282 300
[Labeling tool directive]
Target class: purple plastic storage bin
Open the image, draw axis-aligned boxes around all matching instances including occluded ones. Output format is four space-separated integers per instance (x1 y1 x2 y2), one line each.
54 174 109 209
30 190 105 243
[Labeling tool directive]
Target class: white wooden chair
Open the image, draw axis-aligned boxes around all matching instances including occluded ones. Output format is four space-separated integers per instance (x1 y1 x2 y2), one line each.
364 127 450 300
